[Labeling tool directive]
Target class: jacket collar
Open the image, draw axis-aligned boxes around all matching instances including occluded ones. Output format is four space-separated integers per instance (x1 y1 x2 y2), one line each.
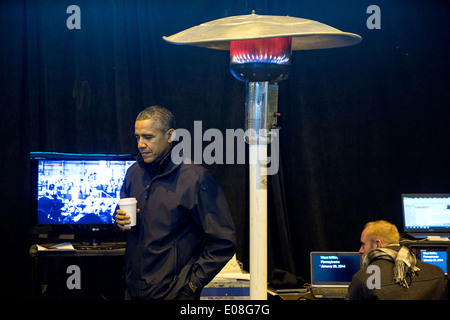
136 142 181 177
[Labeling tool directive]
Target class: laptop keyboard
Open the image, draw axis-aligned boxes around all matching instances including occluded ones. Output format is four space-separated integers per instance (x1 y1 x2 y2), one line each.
311 287 348 299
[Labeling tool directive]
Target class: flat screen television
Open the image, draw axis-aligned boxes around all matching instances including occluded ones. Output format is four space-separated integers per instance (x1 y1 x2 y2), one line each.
401 193 450 237
30 152 136 243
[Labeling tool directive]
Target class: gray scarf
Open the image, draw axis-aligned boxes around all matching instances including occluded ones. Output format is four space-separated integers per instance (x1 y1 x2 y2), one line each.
363 246 420 289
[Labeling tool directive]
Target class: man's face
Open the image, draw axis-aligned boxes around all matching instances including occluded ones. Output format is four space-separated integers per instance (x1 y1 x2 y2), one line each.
135 119 173 164
359 227 377 258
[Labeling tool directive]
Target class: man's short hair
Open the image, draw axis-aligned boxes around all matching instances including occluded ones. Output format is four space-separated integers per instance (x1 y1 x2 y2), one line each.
364 220 400 245
136 106 176 132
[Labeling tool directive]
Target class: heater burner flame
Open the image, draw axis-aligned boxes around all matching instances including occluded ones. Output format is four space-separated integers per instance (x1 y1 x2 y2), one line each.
229 37 292 82
231 53 291 65
230 37 292 65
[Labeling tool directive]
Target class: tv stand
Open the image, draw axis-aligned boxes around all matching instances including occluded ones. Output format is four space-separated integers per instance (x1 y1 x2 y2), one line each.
29 243 126 300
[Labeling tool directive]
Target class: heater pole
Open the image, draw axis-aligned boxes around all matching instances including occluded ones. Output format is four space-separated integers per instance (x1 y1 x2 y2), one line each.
246 81 272 300
249 143 268 299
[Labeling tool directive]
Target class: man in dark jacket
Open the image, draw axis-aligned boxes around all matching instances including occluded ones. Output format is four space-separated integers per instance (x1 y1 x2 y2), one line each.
347 220 447 300
115 106 236 300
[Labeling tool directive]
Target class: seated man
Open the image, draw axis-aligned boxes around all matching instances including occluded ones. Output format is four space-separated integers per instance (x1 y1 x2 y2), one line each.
347 220 447 300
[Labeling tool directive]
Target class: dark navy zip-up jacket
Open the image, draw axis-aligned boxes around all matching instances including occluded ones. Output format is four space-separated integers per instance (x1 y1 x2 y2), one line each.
120 150 236 300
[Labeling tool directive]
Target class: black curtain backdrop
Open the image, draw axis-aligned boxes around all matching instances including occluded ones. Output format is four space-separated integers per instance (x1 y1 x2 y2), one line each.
2 0 450 299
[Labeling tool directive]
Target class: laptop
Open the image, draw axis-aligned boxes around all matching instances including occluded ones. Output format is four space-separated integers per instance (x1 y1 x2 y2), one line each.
310 251 362 299
401 193 450 240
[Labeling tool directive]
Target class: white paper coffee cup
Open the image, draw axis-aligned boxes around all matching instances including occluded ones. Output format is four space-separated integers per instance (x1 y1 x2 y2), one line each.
119 198 137 227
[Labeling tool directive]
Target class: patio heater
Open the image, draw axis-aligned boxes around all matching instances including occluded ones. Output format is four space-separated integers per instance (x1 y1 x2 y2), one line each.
164 12 361 300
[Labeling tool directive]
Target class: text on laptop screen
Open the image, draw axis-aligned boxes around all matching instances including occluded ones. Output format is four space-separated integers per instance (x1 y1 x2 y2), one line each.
311 253 361 284
402 194 450 233
419 249 447 274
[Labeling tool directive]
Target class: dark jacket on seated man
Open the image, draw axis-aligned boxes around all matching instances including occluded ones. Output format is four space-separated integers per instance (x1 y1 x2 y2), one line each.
347 245 447 300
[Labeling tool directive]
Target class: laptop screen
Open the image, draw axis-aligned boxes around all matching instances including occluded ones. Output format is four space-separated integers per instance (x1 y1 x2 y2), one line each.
419 249 447 274
310 252 362 286
401 193 450 234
